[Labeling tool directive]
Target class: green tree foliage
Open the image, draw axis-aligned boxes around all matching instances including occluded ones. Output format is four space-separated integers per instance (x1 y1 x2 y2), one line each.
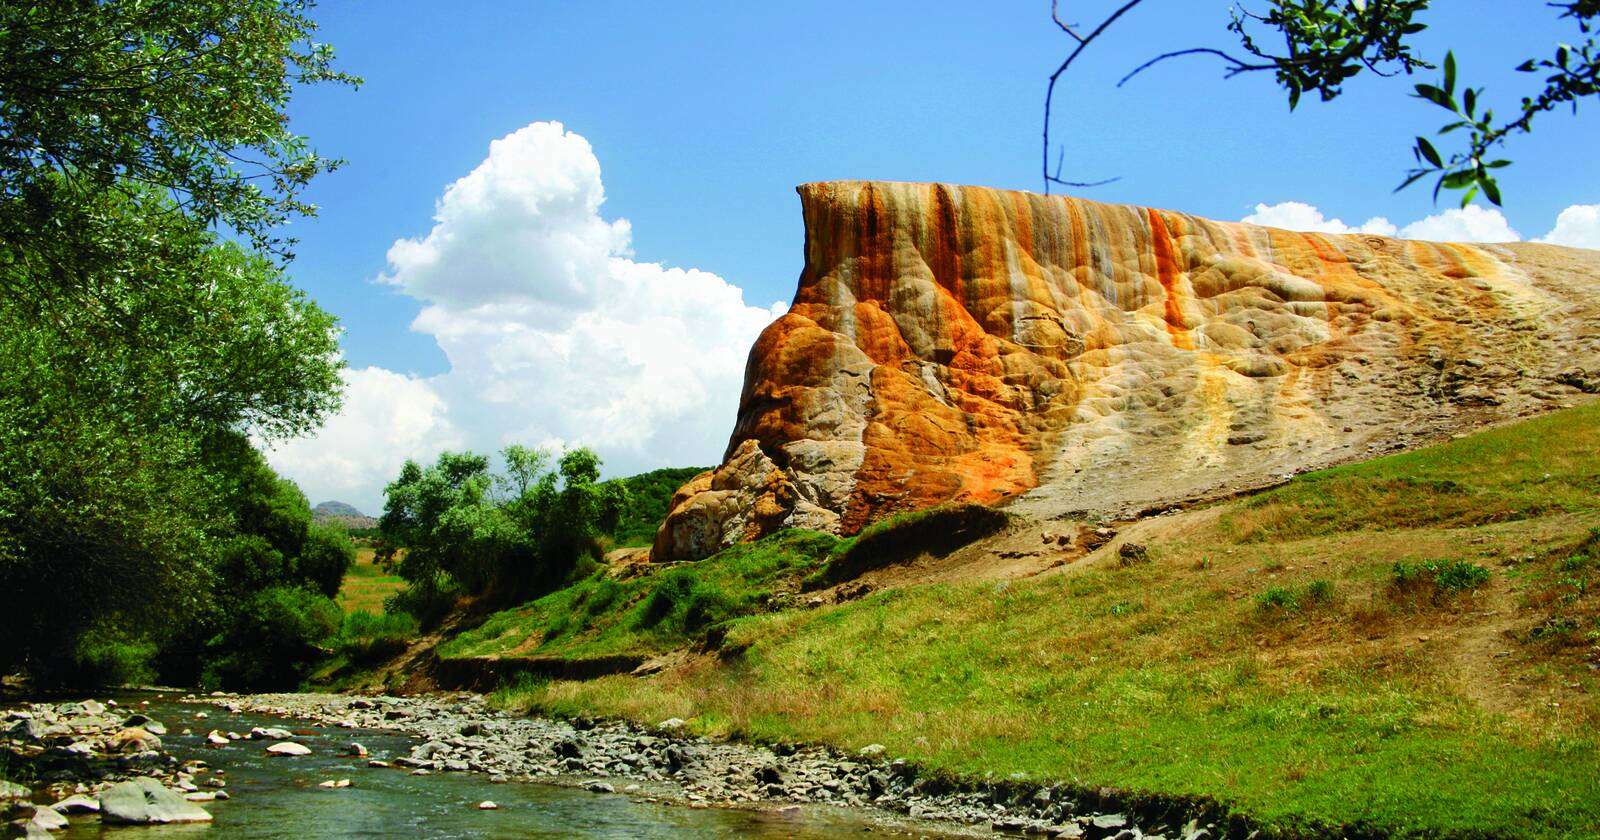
378 447 627 620
202 585 342 689
0 0 358 258
0 2 349 686
1046 1 1600 205
600 466 709 547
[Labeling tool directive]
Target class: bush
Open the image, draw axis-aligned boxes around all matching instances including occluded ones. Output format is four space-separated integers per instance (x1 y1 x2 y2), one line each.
636 569 696 629
203 586 341 690
297 524 356 598
1391 559 1491 597
384 575 464 630
67 633 157 688
335 610 418 663
1257 587 1302 612
807 504 1011 589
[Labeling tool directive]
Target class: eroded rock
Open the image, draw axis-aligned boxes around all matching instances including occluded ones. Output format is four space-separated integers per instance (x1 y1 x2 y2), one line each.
655 181 1600 560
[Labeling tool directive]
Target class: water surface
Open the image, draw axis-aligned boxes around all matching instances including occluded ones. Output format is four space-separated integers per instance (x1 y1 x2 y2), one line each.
49 694 938 838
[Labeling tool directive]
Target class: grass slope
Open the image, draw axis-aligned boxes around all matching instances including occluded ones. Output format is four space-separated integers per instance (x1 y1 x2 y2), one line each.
488 402 1600 838
439 530 840 662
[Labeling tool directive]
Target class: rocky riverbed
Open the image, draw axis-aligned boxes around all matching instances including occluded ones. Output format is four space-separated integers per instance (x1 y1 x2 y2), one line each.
2 698 221 836
207 692 1224 839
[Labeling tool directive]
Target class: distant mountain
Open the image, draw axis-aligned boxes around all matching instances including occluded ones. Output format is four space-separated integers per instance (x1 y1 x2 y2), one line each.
313 501 377 530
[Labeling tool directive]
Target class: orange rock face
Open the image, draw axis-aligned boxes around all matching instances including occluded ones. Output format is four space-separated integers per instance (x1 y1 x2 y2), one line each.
653 181 1600 561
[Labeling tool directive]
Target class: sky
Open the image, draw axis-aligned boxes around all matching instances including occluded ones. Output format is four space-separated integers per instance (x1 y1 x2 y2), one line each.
266 1 1600 514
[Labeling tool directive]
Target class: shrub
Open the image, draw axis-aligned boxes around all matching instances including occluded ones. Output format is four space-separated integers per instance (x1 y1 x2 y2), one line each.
1305 579 1337 604
203 586 341 690
68 633 157 688
1391 559 1491 597
384 575 463 630
1257 587 1302 612
807 504 1011 589
297 523 356 598
335 610 419 663
636 569 696 629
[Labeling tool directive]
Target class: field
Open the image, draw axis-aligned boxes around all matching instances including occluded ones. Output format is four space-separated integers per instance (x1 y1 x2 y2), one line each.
335 548 406 615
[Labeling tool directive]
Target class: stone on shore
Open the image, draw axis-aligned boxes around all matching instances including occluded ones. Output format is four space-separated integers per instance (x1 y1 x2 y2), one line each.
99 778 213 824
49 794 99 814
27 806 68 830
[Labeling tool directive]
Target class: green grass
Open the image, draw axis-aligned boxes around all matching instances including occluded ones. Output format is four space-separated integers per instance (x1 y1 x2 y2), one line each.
481 401 1600 838
335 548 406 615
438 529 840 661
1224 401 1600 542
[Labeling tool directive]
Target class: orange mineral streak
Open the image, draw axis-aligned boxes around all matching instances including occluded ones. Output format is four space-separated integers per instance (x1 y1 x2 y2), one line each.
651 181 1600 562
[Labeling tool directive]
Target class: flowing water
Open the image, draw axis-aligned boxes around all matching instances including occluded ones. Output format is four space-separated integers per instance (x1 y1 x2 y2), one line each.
41 694 940 838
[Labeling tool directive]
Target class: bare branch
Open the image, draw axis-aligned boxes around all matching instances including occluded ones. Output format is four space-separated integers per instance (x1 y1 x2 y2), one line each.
1042 0 1148 193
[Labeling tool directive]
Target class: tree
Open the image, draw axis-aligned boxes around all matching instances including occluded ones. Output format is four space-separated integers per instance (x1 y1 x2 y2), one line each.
0 1 350 685
0 184 343 683
1042 1 1599 206
0 0 358 261
377 447 627 617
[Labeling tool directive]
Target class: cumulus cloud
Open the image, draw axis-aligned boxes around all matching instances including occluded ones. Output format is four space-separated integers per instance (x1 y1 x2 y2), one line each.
1242 201 1398 237
1394 205 1521 243
1538 204 1600 249
263 366 462 513
1239 201 1600 245
271 122 784 512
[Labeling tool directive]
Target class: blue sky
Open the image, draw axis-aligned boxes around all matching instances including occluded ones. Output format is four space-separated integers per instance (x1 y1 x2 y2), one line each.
268 2 1600 511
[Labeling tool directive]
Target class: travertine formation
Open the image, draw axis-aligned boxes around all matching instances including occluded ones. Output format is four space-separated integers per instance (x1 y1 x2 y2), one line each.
654 181 1600 561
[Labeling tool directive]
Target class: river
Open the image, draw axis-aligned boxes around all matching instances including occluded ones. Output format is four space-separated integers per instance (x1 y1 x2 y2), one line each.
36 693 949 838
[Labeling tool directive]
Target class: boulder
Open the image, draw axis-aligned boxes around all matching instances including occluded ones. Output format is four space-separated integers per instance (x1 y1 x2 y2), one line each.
109 727 162 753
265 741 312 756
26 806 67 831
99 778 212 824
49 794 99 814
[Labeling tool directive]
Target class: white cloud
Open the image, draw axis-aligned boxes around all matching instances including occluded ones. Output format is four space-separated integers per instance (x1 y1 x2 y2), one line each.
1396 205 1521 243
1242 202 1398 237
1538 204 1600 249
275 121 784 512
263 366 462 514
1244 201 1549 244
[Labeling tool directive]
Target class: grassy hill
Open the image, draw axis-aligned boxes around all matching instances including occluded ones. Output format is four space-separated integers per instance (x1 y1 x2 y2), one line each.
462 401 1600 838
601 466 708 547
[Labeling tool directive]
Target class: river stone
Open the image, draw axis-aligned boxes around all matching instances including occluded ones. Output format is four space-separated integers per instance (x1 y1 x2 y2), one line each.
6 718 45 742
122 714 166 735
110 727 162 752
477 800 498 810
1 780 30 803
265 741 311 756
27 806 68 830
50 794 99 814
250 727 294 741
99 778 213 824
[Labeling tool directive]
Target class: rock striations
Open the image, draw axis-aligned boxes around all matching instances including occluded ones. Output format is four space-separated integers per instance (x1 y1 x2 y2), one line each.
654 181 1600 561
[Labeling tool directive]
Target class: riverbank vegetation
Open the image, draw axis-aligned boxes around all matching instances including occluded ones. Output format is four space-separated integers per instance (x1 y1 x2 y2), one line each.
0 1 357 689
480 401 1600 839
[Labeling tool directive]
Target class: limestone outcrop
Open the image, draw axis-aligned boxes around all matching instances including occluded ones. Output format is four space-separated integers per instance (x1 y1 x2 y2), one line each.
654 181 1600 561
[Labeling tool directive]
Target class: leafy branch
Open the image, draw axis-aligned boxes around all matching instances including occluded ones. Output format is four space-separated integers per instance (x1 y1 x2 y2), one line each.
1043 1 1600 206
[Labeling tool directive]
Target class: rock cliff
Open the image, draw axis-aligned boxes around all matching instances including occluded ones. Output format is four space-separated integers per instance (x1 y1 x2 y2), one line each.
654 181 1600 562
